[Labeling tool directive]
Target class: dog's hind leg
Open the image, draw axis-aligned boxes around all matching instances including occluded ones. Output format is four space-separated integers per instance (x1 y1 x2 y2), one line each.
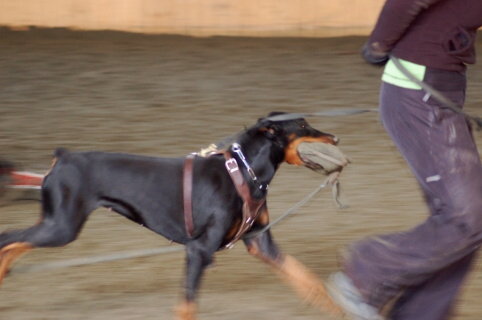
0 183 92 285
0 242 31 283
243 224 342 315
0 217 86 285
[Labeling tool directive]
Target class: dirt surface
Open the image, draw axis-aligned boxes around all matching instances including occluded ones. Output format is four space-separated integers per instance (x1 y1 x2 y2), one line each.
1 28 482 319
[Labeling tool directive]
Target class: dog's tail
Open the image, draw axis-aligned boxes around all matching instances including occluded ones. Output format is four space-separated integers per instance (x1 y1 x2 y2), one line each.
54 148 69 159
44 148 69 178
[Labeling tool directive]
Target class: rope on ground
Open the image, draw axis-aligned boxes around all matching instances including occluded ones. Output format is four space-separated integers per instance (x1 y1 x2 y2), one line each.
12 246 184 275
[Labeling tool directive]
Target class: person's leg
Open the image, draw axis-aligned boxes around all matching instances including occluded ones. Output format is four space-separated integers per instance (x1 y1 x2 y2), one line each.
388 250 478 320
343 82 482 310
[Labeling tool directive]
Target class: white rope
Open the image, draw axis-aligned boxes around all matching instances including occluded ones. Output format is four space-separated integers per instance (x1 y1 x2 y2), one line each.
12 246 184 275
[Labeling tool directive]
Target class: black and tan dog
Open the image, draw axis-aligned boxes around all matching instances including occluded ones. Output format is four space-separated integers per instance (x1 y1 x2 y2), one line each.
0 112 341 319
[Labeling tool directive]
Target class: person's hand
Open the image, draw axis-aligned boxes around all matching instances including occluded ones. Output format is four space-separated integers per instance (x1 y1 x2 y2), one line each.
361 42 389 66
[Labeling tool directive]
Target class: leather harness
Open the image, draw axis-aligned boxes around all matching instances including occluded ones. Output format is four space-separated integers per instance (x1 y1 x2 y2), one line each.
183 154 196 238
182 146 266 248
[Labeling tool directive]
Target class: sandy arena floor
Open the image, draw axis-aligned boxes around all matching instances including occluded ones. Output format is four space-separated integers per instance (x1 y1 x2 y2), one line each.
1 28 482 319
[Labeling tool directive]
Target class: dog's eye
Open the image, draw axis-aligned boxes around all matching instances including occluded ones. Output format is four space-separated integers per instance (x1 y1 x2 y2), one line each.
300 124 306 129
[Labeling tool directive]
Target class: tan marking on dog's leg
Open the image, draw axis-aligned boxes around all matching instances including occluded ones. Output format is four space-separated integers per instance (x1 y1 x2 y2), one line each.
246 240 341 316
0 242 32 285
247 243 260 256
273 254 342 315
175 301 197 320
256 209 269 226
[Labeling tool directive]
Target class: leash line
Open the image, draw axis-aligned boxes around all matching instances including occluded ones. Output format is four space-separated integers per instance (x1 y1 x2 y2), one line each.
243 182 329 239
244 172 345 239
390 55 482 129
264 109 379 122
209 109 379 151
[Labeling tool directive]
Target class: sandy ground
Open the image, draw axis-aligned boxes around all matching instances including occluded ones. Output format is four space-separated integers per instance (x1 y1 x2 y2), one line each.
1 28 482 319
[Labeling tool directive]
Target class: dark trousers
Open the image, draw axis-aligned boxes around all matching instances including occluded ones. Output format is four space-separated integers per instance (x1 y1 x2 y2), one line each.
344 82 482 319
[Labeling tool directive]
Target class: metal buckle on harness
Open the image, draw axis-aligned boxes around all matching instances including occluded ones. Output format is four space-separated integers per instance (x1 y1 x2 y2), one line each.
225 158 239 173
231 143 258 181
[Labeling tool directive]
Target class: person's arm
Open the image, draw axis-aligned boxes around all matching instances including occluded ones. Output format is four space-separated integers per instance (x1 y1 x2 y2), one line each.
363 0 442 65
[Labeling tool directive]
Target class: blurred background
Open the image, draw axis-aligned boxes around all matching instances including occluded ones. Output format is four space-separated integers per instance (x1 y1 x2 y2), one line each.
1 1 482 319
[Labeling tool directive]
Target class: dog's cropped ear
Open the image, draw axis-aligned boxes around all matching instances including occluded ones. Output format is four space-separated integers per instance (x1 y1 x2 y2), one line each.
263 127 275 140
261 122 280 140
264 124 279 139
256 112 285 140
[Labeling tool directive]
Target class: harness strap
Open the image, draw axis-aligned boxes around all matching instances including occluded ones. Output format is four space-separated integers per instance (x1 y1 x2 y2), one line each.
182 150 265 245
183 154 196 238
223 152 265 248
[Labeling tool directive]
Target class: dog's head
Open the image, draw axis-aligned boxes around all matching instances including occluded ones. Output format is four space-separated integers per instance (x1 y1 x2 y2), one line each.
254 112 339 169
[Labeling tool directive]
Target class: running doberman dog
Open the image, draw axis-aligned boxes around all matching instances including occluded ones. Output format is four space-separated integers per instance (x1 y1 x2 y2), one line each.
0 112 341 319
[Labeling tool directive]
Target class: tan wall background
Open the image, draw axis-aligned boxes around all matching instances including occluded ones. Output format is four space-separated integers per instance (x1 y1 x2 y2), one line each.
0 0 384 37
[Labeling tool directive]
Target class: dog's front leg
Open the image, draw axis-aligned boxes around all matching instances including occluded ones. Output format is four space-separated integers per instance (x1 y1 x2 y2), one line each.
243 226 341 315
175 241 216 320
